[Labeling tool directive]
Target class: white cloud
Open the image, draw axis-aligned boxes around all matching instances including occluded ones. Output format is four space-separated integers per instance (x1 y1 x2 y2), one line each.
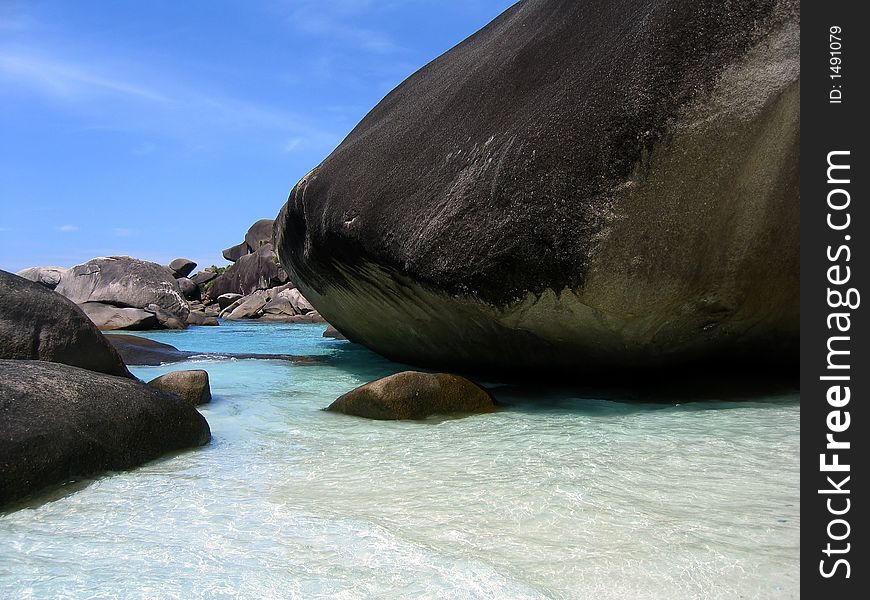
57 224 79 232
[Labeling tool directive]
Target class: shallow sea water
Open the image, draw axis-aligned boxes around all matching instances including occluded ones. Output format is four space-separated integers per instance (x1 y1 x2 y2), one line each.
0 322 799 599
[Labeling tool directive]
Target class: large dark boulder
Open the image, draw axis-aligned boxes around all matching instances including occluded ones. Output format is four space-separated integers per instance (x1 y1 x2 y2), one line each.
0 270 131 378
244 219 275 252
15 266 67 290
276 0 799 372
56 256 189 325
222 242 249 263
0 360 210 506
326 371 497 420
177 277 200 301
206 246 288 299
168 258 197 278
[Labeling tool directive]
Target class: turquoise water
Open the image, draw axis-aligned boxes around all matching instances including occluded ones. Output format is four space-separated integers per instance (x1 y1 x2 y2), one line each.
0 322 799 599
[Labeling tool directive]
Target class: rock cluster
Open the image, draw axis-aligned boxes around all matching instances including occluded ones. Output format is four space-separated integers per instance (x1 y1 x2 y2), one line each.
0 270 210 507
218 283 324 323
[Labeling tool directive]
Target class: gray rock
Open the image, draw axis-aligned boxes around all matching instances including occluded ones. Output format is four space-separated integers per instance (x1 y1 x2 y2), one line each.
222 242 249 263
169 258 197 278
186 311 219 326
145 304 187 330
323 325 347 340
56 256 190 324
244 219 275 252
285 288 314 314
325 371 497 420
80 302 157 331
0 359 210 506
190 270 218 286
207 246 288 300
0 270 131 378
275 0 799 372
217 293 243 310
224 291 268 320
15 266 67 290
147 370 211 406
261 311 325 324
177 277 200 301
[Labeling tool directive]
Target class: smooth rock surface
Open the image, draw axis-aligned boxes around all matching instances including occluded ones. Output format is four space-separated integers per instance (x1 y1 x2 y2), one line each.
222 242 249 263
169 258 197 278
244 219 275 252
207 246 287 300
177 277 200 301
0 270 131 378
15 266 67 289
56 257 189 324
0 359 210 506
147 370 211 406
217 293 243 310
275 0 800 372
191 270 218 286
80 302 157 331
326 371 497 420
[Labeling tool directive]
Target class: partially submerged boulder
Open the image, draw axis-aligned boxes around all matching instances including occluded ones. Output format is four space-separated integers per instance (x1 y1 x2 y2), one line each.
323 325 347 340
56 256 189 325
275 0 800 372
325 371 497 420
0 359 210 506
0 270 131 378
79 302 157 331
147 370 211 406
15 266 67 290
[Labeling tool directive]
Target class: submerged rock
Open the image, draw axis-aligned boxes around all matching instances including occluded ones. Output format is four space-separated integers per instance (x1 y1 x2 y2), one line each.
56 256 189 326
322 325 347 340
106 333 321 366
15 266 67 290
326 371 497 420
0 359 210 506
275 0 799 372
80 302 158 331
148 370 211 406
0 270 131 378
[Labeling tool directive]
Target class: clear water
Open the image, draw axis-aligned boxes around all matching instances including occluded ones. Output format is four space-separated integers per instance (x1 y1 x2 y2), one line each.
0 322 799 599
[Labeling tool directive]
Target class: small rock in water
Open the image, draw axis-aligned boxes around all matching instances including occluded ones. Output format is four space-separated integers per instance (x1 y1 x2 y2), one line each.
322 325 347 340
147 370 212 406
326 371 497 420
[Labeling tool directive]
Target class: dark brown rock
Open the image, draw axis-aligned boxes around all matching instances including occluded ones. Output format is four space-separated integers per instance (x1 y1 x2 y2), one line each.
275 0 799 373
326 371 497 420
147 370 211 406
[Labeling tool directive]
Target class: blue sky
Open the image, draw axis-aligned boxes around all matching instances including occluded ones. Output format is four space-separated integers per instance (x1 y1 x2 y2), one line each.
0 0 515 273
